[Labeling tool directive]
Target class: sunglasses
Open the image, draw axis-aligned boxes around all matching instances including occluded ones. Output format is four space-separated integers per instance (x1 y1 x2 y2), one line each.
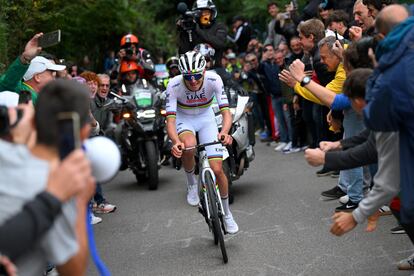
183 73 203 81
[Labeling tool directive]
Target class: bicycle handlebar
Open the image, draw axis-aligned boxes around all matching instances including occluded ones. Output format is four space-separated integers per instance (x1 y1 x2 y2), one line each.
178 135 226 151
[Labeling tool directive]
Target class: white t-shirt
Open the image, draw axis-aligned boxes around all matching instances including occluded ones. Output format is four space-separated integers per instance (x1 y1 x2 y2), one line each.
0 140 78 276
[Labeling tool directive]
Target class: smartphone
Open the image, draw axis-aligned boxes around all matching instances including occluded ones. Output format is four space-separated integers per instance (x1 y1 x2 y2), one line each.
38 30 61 48
57 112 80 160
334 30 339 41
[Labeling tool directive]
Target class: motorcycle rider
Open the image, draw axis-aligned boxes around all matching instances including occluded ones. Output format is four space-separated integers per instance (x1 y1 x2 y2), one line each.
118 60 141 95
163 57 180 89
118 34 155 82
177 0 227 67
165 51 239 234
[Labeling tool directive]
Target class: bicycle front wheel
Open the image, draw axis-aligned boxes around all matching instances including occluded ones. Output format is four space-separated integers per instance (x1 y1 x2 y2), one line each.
205 171 228 263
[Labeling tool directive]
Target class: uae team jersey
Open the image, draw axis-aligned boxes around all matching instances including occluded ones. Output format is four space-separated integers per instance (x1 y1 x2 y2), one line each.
165 70 229 118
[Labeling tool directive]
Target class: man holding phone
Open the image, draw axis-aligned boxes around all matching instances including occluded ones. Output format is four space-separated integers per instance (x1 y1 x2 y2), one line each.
0 33 65 105
0 79 95 275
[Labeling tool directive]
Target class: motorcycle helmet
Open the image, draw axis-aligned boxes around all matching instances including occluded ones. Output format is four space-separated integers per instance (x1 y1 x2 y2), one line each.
178 51 206 75
192 0 217 20
138 48 155 78
120 34 139 47
166 56 179 69
120 60 140 73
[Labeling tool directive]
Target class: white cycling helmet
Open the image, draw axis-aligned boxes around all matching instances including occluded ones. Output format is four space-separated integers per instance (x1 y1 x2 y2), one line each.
178 51 206 75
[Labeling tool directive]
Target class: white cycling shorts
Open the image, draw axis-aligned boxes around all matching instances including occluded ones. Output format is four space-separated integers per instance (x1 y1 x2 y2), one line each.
176 109 223 161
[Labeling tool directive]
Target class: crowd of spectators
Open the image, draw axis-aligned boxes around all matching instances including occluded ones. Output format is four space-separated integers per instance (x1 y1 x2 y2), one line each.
223 0 414 272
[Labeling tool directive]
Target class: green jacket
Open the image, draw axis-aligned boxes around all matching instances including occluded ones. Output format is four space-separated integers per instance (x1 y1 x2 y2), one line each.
0 57 38 105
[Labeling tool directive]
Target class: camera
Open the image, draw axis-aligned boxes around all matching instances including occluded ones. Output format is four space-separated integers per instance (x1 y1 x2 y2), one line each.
177 2 201 31
125 47 135 59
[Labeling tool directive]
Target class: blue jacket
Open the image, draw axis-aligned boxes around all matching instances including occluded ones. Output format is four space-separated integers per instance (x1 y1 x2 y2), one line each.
258 60 282 97
363 17 414 225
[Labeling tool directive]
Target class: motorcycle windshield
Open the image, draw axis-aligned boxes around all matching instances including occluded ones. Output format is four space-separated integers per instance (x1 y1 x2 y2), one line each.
134 89 153 108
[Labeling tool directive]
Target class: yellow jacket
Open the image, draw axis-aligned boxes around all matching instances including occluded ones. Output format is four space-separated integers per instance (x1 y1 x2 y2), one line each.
293 63 346 105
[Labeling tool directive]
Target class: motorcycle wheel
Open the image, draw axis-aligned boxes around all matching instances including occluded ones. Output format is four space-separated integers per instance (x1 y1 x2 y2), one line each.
222 160 234 204
145 140 159 190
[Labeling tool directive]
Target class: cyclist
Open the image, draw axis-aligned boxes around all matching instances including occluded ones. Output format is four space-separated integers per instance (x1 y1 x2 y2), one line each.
165 51 239 234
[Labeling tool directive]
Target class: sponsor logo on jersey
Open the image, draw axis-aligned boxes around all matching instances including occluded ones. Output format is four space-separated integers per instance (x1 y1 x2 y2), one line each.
186 91 207 103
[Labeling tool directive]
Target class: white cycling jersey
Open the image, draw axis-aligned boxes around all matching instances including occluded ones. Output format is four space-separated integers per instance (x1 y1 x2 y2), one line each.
165 71 229 160
165 70 229 117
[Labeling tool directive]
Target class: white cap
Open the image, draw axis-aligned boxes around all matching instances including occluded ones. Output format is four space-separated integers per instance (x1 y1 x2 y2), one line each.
0 91 19 107
23 56 66 81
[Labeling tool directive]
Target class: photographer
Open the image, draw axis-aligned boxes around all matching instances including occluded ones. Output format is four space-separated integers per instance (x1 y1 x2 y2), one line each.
177 0 227 68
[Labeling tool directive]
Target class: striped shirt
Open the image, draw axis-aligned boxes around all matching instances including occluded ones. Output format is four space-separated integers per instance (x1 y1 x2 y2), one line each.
165 70 229 118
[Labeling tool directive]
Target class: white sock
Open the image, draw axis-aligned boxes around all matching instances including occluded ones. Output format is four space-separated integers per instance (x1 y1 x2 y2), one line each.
185 167 197 186
221 196 231 216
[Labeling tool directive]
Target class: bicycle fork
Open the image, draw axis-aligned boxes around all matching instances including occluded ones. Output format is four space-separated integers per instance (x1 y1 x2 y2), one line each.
199 168 227 233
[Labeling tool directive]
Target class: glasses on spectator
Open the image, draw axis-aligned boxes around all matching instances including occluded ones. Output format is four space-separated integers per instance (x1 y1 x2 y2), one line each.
183 73 203 81
100 84 110 87
246 58 257 63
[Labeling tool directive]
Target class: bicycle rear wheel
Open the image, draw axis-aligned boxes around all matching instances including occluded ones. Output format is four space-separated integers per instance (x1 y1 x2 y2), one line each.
205 171 228 263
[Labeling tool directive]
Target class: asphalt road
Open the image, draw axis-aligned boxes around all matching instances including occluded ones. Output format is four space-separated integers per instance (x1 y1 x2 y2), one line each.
88 141 413 276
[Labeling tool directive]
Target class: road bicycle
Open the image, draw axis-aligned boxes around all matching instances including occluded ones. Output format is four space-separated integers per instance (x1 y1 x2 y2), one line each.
176 140 229 263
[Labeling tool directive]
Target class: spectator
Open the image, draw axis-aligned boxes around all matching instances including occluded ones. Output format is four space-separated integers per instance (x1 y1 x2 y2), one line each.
0 79 95 275
80 71 100 99
1 105 93 260
104 50 116 74
350 0 375 42
225 52 241 73
318 0 334 25
91 74 117 215
264 2 286 49
258 44 290 151
363 0 397 19
0 33 65 105
277 42 291 60
282 19 336 150
362 5 414 269
92 74 112 132
287 36 304 65
227 15 254 54
246 38 263 56
69 63 79 77
326 10 350 40
244 53 272 140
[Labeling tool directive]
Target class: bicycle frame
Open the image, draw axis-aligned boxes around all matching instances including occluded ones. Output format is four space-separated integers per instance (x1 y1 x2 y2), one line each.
198 149 225 222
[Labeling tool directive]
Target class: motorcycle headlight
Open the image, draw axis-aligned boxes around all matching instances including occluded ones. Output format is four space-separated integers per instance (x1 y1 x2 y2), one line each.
137 109 156 119
122 112 131 119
